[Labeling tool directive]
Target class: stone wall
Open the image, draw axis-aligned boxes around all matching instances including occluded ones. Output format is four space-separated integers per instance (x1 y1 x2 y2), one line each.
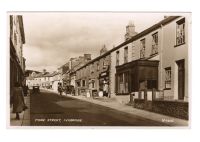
152 100 188 120
134 99 188 120
134 99 145 109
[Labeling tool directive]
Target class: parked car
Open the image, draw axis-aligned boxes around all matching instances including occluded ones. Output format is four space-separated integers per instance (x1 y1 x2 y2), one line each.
32 86 40 94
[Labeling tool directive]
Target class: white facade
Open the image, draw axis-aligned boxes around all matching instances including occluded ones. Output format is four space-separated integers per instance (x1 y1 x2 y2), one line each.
161 16 189 101
109 16 189 102
110 29 161 97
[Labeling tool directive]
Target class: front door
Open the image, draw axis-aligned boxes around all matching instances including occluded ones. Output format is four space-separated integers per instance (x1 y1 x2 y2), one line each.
177 59 185 100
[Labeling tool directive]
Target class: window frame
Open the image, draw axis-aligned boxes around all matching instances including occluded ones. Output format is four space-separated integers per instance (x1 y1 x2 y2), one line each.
119 73 123 84
164 67 172 90
151 32 158 55
175 18 185 47
82 80 86 87
116 51 120 66
140 38 145 59
124 46 128 63
97 62 100 71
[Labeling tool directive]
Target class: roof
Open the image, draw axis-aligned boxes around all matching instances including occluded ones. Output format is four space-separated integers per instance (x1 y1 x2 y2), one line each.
75 16 180 72
34 73 44 78
26 76 34 80
43 72 52 77
25 69 41 74
44 71 60 77
109 16 180 53
75 49 110 72
58 62 70 69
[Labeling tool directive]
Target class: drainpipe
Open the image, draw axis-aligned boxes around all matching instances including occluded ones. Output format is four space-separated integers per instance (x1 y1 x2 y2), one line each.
160 24 164 94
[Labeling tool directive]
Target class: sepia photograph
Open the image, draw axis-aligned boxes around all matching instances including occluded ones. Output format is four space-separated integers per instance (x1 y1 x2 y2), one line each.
8 12 191 127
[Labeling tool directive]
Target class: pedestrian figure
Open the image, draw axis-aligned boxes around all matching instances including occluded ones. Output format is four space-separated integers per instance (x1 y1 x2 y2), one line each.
103 81 108 97
23 85 28 96
58 82 63 96
12 82 28 120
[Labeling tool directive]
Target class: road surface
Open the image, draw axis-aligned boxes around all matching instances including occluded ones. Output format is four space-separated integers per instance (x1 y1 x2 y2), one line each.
30 90 166 126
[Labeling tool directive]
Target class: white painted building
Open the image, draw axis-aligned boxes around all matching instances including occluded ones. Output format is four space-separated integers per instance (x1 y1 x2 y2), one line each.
109 15 190 102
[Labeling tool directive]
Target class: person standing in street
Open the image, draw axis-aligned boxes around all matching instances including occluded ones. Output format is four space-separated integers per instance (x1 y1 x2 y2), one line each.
103 81 108 97
58 82 63 96
12 82 28 120
23 85 28 96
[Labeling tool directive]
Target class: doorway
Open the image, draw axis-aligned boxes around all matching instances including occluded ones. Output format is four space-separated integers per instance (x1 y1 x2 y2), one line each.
176 59 185 100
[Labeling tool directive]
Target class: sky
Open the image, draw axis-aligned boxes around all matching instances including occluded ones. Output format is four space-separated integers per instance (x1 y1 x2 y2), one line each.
22 12 169 72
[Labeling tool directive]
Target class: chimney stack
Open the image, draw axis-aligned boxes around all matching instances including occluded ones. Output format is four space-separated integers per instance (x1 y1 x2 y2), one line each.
125 21 137 41
84 54 91 61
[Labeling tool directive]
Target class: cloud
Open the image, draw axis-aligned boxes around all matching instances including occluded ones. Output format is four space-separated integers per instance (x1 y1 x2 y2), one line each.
22 12 166 72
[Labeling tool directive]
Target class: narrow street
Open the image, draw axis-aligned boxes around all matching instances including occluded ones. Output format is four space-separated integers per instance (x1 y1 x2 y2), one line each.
30 90 166 126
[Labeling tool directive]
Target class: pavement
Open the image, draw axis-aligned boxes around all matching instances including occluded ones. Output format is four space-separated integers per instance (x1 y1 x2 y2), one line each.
10 93 30 126
43 89 188 126
67 95 188 126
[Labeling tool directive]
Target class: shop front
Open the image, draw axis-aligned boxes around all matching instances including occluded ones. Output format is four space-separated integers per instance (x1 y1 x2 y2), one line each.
75 79 81 95
115 59 159 95
88 78 97 97
99 71 109 97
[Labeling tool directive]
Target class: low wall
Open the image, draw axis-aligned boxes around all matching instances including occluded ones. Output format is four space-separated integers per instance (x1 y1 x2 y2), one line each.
152 100 188 120
134 99 145 109
134 99 188 120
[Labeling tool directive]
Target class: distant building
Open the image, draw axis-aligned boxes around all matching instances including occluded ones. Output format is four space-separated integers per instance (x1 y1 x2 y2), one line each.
25 69 41 77
75 49 111 97
25 70 41 87
62 54 91 87
26 69 62 92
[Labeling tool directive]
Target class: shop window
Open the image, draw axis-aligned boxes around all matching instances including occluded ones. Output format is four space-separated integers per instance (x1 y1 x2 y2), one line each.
139 80 146 90
165 67 171 89
118 73 129 94
152 32 158 55
140 38 145 58
176 18 185 46
147 80 157 89
76 81 81 87
124 72 129 93
119 73 123 83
